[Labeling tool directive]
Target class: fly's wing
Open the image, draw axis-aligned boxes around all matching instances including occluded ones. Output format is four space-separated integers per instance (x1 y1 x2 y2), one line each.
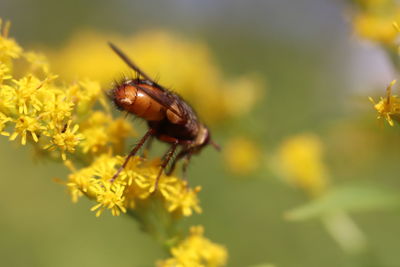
136 84 187 123
109 42 155 82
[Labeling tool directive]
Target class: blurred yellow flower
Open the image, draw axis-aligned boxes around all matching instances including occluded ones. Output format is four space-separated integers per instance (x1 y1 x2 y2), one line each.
0 112 10 136
223 136 262 176
0 62 11 83
353 0 392 9
158 225 228 267
351 0 400 47
275 133 329 197
47 30 263 124
0 19 22 62
353 11 400 45
369 80 400 126
24 51 50 74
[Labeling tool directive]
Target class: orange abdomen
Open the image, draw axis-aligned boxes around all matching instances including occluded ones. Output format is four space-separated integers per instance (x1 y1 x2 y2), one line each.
113 84 165 121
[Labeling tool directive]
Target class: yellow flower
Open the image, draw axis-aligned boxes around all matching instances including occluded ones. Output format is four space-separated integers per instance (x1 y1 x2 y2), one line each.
223 136 262 176
0 19 22 61
351 0 400 47
0 112 11 136
79 111 123 154
158 226 228 267
275 133 329 197
75 79 107 114
66 161 97 203
24 51 50 74
41 90 74 127
44 121 84 160
10 75 45 115
165 184 202 216
91 181 127 217
369 80 400 126
9 115 45 145
66 153 202 217
0 62 11 83
223 75 263 118
353 12 400 45
107 118 136 148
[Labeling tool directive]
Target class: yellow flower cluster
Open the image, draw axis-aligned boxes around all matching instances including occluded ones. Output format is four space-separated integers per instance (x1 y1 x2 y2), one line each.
351 0 400 47
66 153 202 217
0 20 83 160
46 30 263 125
1 19 135 163
369 80 400 126
78 111 135 156
158 226 227 267
275 133 329 197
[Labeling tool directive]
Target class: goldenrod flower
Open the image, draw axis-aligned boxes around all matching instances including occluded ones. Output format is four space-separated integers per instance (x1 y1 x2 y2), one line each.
41 89 74 127
0 62 11 83
11 75 46 114
24 51 50 74
351 0 400 47
9 115 45 145
66 154 202 217
369 80 400 126
75 79 107 114
0 112 10 136
78 111 134 155
158 226 228 267
275 133 329 197
0 19 22 61
79 112 110 154
44 121 84 160
165 184 202 216
91 181 127 217
354 13 400 45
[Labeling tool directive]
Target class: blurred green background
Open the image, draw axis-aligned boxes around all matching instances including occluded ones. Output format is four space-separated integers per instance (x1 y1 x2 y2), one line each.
1 0 400 266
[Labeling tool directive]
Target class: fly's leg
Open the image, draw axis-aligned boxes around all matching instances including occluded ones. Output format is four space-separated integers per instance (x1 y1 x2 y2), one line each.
167 149 192 189
111 128 154 182
152 141 179 192
181 153 192 181
141 136 154 159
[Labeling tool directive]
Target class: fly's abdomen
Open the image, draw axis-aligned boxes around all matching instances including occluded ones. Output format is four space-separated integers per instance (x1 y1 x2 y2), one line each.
113 83 165 121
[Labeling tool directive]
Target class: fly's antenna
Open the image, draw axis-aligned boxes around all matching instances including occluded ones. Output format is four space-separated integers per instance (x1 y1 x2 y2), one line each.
108 42 154 82
210 139 221 151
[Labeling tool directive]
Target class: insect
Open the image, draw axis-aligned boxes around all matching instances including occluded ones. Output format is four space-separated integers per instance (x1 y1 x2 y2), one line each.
108 43 220 189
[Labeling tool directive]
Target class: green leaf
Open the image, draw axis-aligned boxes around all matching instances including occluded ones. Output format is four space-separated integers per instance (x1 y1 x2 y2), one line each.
285 184 400 221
